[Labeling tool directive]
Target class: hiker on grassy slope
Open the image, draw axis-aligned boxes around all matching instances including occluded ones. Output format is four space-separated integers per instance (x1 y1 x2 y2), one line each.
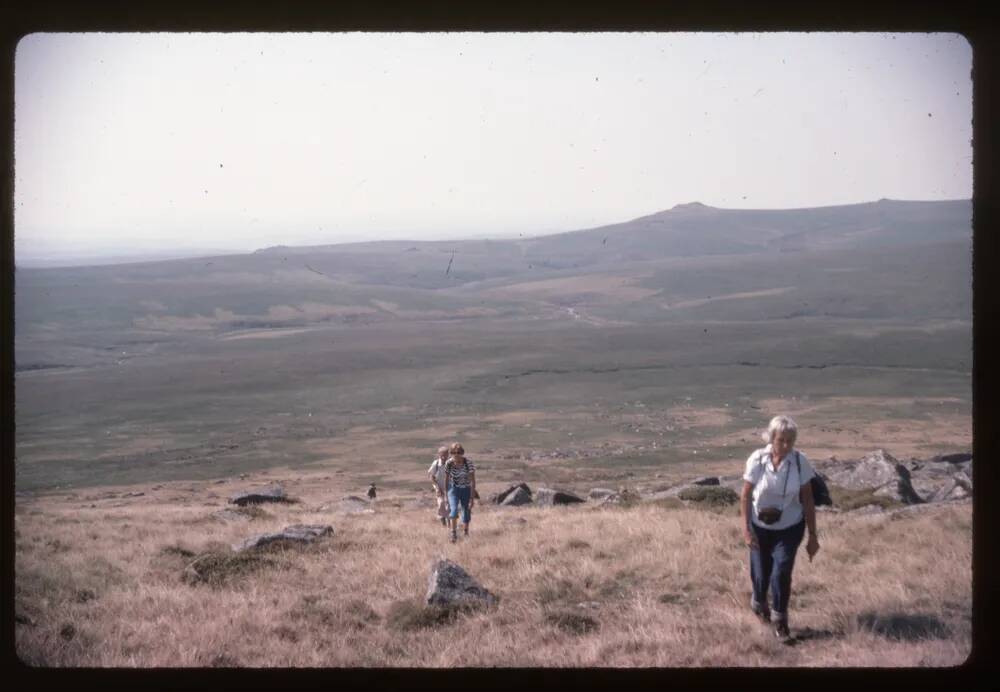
428 445 451 526
444 442 476 543
740 415 820 641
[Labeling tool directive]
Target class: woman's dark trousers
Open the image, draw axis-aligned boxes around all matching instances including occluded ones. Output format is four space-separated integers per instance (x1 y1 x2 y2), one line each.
749 519 805 623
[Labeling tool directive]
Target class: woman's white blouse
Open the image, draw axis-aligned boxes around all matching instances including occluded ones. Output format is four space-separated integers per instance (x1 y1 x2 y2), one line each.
743 444 816 531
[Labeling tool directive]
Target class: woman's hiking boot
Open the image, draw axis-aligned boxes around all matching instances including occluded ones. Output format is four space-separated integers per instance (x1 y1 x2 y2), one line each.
750 599 771 625
450 529 458 543
773 620 791 642
463 525 469 537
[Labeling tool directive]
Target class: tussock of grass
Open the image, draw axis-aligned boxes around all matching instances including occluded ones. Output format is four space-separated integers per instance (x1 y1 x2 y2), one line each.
234 505 274 519
545 610 599 635
649 497 686 511
535 576 588 606
828 485 905 511
181 551 277 587
385 600 463 631
160 545 196 559
74 588 97 604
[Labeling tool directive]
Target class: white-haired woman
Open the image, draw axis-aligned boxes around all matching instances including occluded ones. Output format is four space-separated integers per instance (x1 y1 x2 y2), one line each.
740 415 820 640
428 445 451 526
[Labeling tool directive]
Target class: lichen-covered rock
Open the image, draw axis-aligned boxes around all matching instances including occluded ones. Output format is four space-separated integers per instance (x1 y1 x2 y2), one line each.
826 450 923 505
492 482 532 505
233 524 333 552
501 486 533 506
425 558 498 609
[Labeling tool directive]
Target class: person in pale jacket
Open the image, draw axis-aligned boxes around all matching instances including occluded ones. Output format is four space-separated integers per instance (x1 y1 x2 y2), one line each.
740 415 820 641
428 445 450 526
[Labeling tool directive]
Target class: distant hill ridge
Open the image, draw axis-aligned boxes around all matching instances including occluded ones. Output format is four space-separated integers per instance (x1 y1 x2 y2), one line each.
252 198 970 257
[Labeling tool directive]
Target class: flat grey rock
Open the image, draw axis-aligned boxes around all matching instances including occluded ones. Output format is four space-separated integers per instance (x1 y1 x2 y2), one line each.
588 488 616 500
233 524 333 552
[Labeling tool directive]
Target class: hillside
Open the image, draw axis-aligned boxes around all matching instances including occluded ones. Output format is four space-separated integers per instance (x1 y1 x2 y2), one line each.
13 198 972 493
13 461 972 667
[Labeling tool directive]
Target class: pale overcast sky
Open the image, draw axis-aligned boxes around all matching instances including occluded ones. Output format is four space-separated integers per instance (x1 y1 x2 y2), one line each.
14 32 972 261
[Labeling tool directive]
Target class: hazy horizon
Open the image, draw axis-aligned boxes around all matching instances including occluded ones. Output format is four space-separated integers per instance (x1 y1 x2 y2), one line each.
15 32 973 263
14 195 972 269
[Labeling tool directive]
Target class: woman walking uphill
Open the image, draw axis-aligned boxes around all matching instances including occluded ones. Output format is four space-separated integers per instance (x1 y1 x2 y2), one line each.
428 446 450 526
444 442 476 544
741 415 820 641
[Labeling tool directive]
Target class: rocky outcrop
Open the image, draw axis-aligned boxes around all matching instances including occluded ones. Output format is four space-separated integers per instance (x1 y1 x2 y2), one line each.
501 486 533 506
588 488 617 501
233 524 333 552
425 559 498 609
229 484 287 506
533 487 586 506
825 449 923 505
492 483 532 505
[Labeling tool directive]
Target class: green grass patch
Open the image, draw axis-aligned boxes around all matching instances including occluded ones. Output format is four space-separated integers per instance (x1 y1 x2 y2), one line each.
677 485 739 506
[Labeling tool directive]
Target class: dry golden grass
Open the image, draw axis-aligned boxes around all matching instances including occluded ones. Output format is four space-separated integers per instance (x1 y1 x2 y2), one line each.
14 477 971 668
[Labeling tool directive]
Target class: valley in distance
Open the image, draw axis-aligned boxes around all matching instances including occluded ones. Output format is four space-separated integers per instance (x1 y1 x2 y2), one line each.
14 198 973 667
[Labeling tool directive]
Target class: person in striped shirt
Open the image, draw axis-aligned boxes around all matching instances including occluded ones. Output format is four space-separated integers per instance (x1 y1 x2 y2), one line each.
444 442 476 543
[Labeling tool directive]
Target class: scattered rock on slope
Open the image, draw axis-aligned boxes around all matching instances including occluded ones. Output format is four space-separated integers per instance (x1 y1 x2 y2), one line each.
533 487 586 506
233 524 333 552
426 558 499 609
825 450 923 505
229 484 287 506
501 485 533 506
492 482 533 505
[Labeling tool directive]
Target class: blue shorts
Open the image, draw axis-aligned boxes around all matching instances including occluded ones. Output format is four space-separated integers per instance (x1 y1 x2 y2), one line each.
447 486 472 524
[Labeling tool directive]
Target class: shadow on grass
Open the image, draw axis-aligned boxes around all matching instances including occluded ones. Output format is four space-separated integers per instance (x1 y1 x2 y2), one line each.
385 600 473 631
787 626 846 645
857 612 951 641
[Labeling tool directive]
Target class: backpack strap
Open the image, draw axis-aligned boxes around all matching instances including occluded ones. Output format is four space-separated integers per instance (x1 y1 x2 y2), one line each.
750 448 766 488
